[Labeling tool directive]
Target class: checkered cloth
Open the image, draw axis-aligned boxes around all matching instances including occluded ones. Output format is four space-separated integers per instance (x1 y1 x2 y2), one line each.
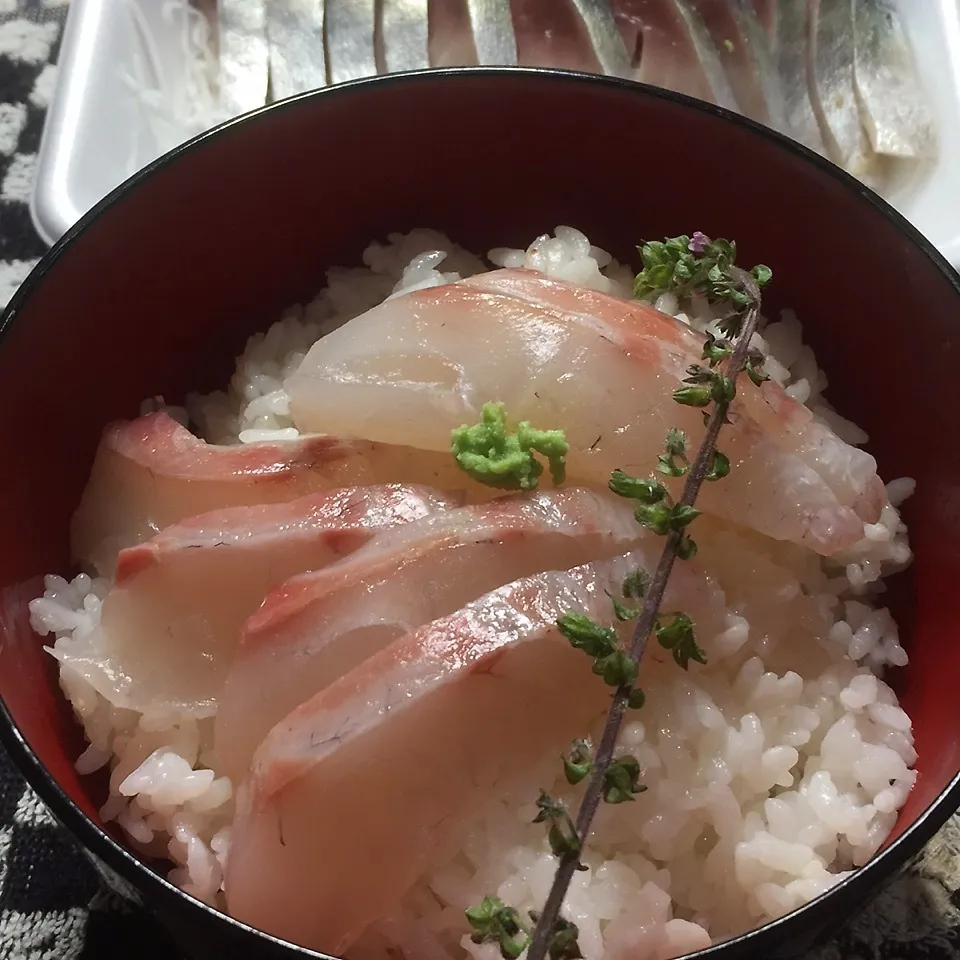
0 2 958 958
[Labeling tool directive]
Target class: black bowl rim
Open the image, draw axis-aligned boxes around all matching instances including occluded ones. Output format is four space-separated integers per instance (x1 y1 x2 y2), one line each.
1 65 959 960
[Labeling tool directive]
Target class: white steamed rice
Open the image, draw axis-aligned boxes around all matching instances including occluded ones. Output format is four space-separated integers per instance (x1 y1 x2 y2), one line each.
30 227 916 960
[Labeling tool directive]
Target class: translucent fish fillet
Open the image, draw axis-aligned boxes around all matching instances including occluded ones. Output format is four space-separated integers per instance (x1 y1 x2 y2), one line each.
852 0 937 160
466 0 517 65
285 269 884 555
217 0 268 114
70 412 487 577
265 0 326 100
570 0 633 76
324 0 376 83
690 0 787 127
773 0 824 153
809 0 879 182
752 0 778 44
381 0 430 73
427 0 479 67
50 486 456 720
224 548 727 953
612 0 738 109
513 0 607 71
214 487 643 782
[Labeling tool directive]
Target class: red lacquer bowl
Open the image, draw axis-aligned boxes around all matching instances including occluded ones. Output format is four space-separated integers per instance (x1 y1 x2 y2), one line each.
0 69 958 960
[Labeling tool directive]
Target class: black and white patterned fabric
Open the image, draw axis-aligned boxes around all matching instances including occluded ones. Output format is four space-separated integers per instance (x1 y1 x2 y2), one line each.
0 2 958 958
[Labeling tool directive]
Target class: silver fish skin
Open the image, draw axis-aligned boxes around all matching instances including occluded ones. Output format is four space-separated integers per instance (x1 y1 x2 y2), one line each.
570 0 633 76
852 0 937 159
381 0 430 73
809 0 877 179
266 0 326 99
772 0 824 152
218 0 269 114
691 0 787 127
673 0 740 110
325 0 377 83
466 0 518 65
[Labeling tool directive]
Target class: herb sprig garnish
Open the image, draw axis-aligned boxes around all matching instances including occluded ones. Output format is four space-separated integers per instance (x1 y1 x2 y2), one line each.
455 233 770 960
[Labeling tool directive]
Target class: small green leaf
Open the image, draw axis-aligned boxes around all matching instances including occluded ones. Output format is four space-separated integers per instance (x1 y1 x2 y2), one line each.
621 569 650 600
548 822 582 859
593 648 639 688
563 739 593 785
711 374 736 404
603 755 644 804
556 613 617 658
657 454 688 478
664 427 687 456
751 264 773 287
533 790 567 825
607 592 640 622
673 385 712 407
701 334 732 367
548 919 584 960
466 897 530 959
670 504 701 529
677 535 698 561
609 469 667 504
656 613 695 649
705 450 730 482
627 688 646 709
634 503 672 535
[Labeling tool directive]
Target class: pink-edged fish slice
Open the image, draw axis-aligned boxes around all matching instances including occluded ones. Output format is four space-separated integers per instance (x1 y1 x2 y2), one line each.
224 547 729 953
286 268 883 556
214 486 644 783
461 269 886 534
51 485 460 722
71 411 488 577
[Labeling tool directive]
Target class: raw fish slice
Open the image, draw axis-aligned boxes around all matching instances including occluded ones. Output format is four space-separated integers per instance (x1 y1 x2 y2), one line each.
808 0 879 183
324 0 376 83
71 412 485 576
286 269 883 554
467 0 518 65
224 548 728 952
427 0 479 66
690 0 787 127
50 486 456 720
215 487 642 781
570 0 634 76
513 0 605 72
773 0 824 153
464 268 880 522
381 0 430 73
217 0 268 114
612 0 738 110
752 0 778 44
852 0 937 160
265 0 326 100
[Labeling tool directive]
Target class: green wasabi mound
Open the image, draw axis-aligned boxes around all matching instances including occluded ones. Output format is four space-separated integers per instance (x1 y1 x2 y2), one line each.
451 402 568 492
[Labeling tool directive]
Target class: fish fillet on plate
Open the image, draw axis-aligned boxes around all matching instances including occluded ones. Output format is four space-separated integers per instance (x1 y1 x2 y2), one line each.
286 268 885 555
51 485 457 720
71 411 486 576
224 548 728 953
214 487 643 781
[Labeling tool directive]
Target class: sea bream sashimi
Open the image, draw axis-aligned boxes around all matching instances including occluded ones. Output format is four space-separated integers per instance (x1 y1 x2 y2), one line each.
224 548 729 953
286 268 884 555
50 485 458 721
214 487 644 782
71 411 487 576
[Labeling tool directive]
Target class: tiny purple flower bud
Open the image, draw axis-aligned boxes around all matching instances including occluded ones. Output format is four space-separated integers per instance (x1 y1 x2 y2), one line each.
689 232 711 254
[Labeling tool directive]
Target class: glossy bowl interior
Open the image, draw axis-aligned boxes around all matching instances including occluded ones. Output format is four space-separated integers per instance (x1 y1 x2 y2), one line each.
1 69 959 960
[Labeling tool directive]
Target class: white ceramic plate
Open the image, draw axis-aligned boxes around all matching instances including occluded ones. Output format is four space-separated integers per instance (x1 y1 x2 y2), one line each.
31 0 960 267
